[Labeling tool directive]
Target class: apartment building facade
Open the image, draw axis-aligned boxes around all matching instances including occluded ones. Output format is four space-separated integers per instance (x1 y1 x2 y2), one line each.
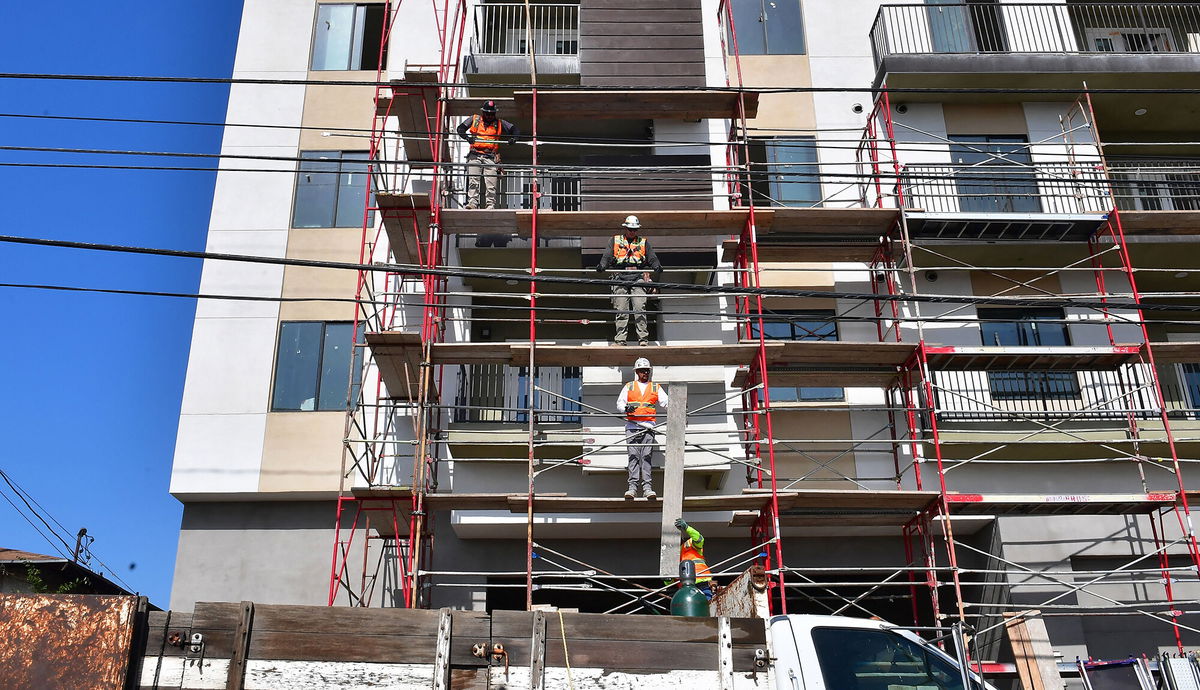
172 0 1200 662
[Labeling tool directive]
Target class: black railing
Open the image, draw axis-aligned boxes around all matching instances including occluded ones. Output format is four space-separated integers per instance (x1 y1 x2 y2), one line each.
452 364 582 424
872 3 1200 67
900 163 1110 214
1110 159 1200 211
926 365 1200 422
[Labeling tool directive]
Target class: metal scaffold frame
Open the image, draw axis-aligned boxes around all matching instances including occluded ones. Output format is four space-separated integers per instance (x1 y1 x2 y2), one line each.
323 0 1200 661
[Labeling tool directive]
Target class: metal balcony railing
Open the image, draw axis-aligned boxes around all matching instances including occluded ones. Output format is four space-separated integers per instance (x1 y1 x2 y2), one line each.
871 3 1200 66
900 163 1111 214
471 3 580 56
452 364 582 424
1110 159 1200 211
929 365 1159 422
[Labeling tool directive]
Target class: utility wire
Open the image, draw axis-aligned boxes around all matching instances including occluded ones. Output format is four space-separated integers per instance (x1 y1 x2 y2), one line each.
2 233 1200 314
6 71 1200 95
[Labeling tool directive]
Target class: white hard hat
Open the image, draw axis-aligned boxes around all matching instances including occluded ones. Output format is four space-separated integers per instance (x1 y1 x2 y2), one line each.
634 357 651 370
621 215 641 230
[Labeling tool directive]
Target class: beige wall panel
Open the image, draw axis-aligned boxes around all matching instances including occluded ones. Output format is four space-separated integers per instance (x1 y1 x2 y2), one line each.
259 411 346 493
279 227 361 321
942 104 1028 136
727 55 815 135
299 73 378 150
767 409 857 489
970 271 1063 298
758 261 833 288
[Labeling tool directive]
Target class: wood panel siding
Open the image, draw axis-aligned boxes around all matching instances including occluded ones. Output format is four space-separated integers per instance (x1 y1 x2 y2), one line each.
579 0 706 87
580 155 713 211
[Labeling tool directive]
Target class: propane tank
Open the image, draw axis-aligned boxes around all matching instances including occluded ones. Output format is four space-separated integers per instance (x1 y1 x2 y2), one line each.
671 560 710 617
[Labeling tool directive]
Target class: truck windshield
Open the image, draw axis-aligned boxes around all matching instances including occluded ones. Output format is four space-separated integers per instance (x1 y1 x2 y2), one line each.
811 627 980 690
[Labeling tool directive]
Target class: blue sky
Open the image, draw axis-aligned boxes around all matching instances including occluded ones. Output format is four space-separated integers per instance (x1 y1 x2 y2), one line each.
0 2 244 606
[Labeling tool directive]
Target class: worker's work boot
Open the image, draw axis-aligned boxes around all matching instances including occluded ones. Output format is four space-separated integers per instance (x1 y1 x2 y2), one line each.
643 488 657 500
624 488 636 499
638 340 648 347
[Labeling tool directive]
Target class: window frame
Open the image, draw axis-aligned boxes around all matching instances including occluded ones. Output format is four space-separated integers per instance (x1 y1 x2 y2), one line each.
745 137 822 208
271 321 365 412
975 307 1080 401
726 0 807 55
753 310 845 403
811 626 980 690
292 150 376 229
310 3 388 71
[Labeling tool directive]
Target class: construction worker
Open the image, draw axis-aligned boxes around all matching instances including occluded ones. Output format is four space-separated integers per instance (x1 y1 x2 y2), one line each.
617 357 667 499
595 215 662 346
674 518 713 600
456 100 519 209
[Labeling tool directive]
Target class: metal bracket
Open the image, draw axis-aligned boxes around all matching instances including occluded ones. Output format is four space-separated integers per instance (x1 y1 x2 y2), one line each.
717 616 735 690
433 608 453 690
530 610 547 690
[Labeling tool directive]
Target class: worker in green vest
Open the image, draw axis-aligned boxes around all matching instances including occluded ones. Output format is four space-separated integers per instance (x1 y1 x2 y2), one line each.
674 518 713 600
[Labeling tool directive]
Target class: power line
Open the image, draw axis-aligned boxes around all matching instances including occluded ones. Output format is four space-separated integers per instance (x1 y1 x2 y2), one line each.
2 232 1199 314
5 71 1200 95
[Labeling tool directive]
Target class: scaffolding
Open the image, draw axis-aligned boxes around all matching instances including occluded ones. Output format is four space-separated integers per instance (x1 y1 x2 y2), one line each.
325 0 1200 665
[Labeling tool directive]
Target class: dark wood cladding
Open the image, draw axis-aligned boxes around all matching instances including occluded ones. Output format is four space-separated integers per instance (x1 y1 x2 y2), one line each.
579 0 706 87
131 600 770 678
581 155 713 211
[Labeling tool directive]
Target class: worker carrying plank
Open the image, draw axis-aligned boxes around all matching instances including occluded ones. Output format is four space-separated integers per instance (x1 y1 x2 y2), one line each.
674 518 713 600
616 357 667 499
455 100 520 210
595 215 663 346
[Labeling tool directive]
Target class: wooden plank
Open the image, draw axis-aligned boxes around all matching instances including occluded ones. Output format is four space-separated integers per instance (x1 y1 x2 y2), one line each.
586 35 707 50
1118 210 1200 235
251 605 442 636
552 613 765 645
513 209 774 237
143 611 192 658
1147 341 1200 364
512 90 758 120
247 630 439 664
582 9 702 22
660 382 688 578
584 0 700 8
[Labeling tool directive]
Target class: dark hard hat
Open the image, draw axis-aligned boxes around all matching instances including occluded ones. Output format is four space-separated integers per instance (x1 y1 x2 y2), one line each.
481 100 498 113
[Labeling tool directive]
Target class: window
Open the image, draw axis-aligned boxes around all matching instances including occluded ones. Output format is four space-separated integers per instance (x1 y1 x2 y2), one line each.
272 322 365 411
727 0 806 55
746 138 821 207
812 627 980 690
312 4 387 71
949 135 1040 213
293 151 375 228
752 310 843 402
977 308 1079 400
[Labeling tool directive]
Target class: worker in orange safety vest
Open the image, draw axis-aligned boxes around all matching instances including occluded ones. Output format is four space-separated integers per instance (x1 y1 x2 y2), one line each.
595 215 662 345
455 100 520 211
674 518 713 600
616 357 668 499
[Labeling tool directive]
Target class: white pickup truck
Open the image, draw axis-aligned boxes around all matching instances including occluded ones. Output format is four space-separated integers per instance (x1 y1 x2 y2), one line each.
769 614 989 690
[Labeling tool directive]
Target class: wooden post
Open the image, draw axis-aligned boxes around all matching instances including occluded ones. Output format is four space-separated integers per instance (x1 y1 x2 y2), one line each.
660 382 688 578
225 601 254 690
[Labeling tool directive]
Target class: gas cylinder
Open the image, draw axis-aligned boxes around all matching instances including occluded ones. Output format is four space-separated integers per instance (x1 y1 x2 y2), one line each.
670 560 710 617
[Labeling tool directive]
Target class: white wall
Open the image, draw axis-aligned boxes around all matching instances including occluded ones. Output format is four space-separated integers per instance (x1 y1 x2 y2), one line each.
172 0 316 496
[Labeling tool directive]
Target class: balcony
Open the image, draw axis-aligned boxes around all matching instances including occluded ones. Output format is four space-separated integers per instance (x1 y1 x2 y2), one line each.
464 3 580 80
897 162 1111 239
1111 159 1200 211
870 3 1200 90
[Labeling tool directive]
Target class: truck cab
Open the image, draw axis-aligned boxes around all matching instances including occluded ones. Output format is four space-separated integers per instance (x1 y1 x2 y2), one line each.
770 615 992 690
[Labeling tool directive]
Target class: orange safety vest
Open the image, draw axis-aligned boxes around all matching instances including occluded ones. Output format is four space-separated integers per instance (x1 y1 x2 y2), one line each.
468 115 503 158
681 539 712 583
624 381 659 422
612 235 647 267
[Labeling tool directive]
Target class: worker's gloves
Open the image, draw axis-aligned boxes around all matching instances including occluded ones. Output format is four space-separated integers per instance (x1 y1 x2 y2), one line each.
466 135 476 145
624 403 639 415
595 264 606 273
675 518 689 531
508 137 517 145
